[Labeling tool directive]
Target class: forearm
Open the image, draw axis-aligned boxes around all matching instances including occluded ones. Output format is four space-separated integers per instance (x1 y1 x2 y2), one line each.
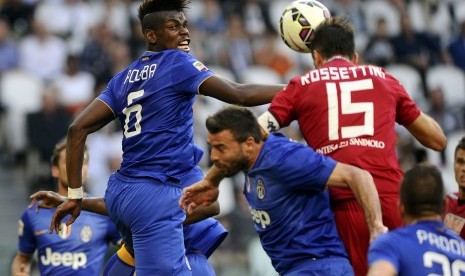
82 198 108 215
349 170 384 230
204 165 226 188
11 253 31 276
234 83 285 106
66 123 87 190
184 201 220 224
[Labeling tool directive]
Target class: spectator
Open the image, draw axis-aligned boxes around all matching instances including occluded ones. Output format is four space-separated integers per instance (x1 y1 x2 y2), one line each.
447 20 465 72
364 18 395 67
444 137 465 239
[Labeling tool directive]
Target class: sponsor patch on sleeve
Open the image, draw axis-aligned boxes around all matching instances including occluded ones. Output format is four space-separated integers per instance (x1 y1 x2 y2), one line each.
192 61 208 72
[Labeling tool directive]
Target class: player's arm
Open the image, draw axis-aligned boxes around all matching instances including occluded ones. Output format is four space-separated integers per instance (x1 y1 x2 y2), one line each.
406 111 447 151
11 252 32 276
51 99 115 234
199 75 285 106
367 260 397 276
30 191 109 215
327 163 387 241
180 165 224 214
184 201 220 225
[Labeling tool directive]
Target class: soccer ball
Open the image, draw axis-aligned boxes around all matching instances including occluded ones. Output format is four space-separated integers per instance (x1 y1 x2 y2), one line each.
279 0 331 53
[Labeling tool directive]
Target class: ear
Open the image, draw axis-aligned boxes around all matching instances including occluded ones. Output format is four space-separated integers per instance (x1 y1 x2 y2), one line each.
144 29 157 44
312 50 323 68
352 52 359 65
51 165 59 178
399 202 406 218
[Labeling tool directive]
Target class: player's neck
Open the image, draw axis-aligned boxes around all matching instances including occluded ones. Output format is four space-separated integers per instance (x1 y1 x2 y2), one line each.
325 55 351 64
406 214 442 225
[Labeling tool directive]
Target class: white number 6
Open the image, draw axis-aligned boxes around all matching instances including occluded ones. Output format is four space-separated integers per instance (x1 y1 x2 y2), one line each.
123 90 144 138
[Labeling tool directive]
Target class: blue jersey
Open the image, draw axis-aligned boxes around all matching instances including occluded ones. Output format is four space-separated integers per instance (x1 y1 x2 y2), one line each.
18 203 121 276
243 133 347 275
98 50 213 182
368 221 465 275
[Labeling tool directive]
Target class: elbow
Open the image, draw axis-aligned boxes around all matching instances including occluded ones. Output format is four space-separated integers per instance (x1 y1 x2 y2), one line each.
427 135 447 152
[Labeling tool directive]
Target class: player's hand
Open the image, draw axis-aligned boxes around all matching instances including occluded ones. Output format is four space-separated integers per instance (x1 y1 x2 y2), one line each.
14 263 30 276
369 223 389 243
50 199 82 234
179 179 219 215
28 191 66 213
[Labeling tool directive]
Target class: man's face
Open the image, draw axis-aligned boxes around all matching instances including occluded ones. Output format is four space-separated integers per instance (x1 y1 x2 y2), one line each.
52 149 89 187
208 130 250 177
153 11 190 52
455 148 465 190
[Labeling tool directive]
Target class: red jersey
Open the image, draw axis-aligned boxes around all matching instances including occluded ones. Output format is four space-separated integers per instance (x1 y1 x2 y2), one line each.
444 192 465 239
268 58 421 200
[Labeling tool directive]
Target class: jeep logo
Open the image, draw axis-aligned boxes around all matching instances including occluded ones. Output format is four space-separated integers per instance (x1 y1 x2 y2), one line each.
40 247 87 270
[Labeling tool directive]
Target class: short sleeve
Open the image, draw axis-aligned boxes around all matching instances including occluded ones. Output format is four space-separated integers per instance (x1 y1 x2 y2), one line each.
18 209 36 254
97 77 118 114
390 74 421 126
367 234 400 272
268 79 298 128
170 52 214 94
273 139 337 192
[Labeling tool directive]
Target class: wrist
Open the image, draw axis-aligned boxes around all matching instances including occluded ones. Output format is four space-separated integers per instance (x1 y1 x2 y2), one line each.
68 187 83 199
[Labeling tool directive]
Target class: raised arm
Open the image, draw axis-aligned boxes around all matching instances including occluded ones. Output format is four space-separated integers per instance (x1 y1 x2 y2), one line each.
327 163 387 242
199 75 285 106
406 112 447 151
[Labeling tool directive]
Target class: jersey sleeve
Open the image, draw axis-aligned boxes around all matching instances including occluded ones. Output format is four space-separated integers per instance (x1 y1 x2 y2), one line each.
267 78 298 128
97 76 118 114
390 74 421 126
170 52 214 94
274 138 337 192
367 234 400 273
18 209 36 255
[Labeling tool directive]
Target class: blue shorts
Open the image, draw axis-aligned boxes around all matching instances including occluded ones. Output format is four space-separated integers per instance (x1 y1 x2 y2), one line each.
102 251 215 276
105 172 195 275
188 253 216 276
285 257 354 276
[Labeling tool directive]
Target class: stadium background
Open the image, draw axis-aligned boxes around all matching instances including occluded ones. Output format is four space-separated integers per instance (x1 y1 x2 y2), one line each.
0 0 464 275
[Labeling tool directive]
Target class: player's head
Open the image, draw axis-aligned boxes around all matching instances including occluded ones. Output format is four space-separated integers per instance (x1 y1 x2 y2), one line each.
454 137 465 190
50 138 89 189
206 106 264 177
400 165 445 220
310 16 357 68
137 0 191 52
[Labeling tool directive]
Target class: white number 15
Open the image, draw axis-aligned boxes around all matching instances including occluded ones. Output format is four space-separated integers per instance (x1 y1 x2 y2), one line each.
326 79 374 141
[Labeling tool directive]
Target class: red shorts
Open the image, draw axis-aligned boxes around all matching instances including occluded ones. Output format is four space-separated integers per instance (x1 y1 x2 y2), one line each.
331 196 403 276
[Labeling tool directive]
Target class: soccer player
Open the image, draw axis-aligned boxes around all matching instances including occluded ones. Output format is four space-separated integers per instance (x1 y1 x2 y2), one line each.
183 106 386 275
255 16 447 276
49 0 284 274
444 136 465 239
367 165 465 275
11 140 121 276
29 190 228 276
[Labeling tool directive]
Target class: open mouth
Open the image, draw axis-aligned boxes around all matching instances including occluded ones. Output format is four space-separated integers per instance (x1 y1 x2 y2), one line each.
178 39 190 52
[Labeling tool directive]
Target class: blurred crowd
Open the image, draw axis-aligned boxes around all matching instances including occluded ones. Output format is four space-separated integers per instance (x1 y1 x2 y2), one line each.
0 0 464 275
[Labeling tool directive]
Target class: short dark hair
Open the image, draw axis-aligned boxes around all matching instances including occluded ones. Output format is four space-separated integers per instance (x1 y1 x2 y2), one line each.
138 0 190 31
400 165 445 217
454 137 465 159
206 106 264 143
310 16 355 60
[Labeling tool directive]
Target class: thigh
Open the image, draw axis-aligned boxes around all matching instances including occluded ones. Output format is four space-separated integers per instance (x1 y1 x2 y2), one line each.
187 253 215 276
331 199 369 276
287 257 354 276
105 174 190 275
